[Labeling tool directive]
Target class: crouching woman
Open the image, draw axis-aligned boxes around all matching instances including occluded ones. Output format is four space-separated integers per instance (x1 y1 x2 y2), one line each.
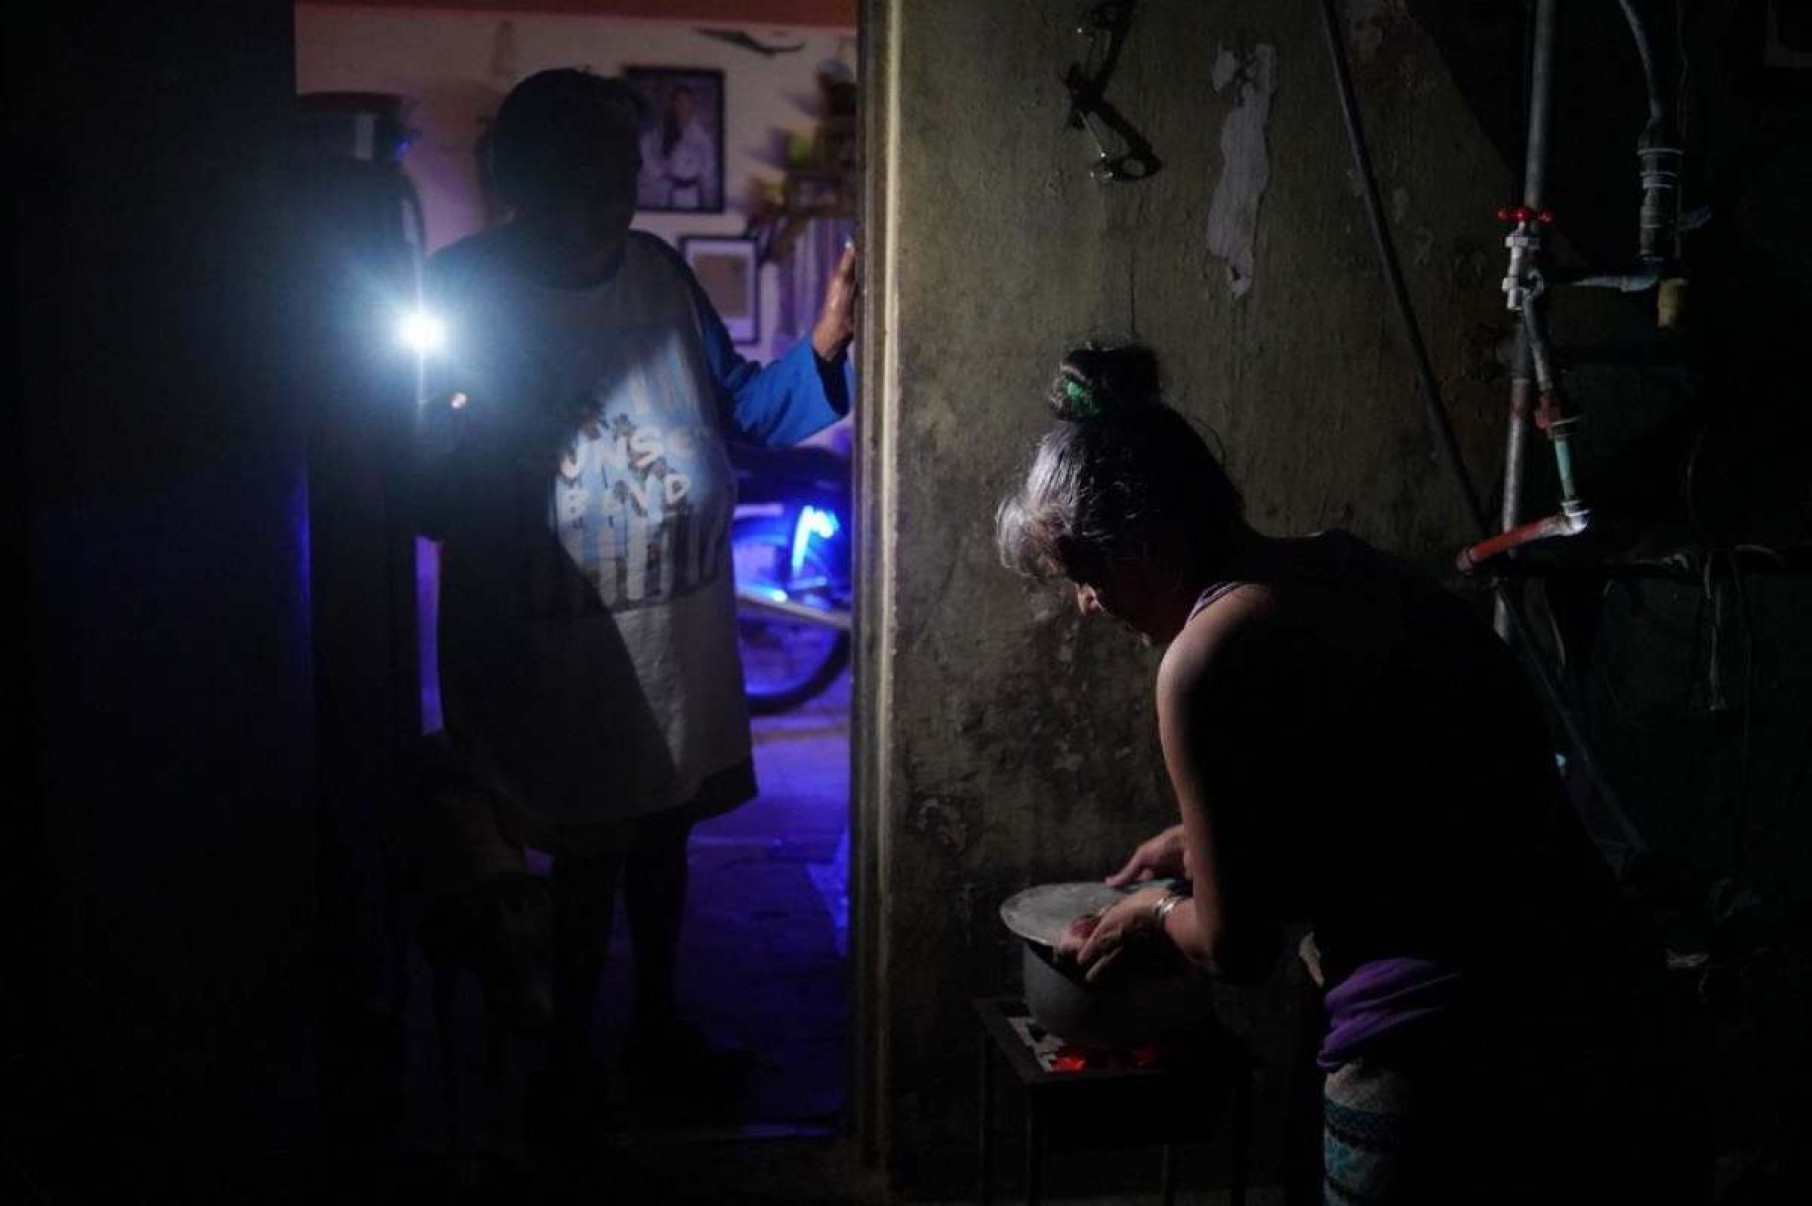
997 344 1707 1204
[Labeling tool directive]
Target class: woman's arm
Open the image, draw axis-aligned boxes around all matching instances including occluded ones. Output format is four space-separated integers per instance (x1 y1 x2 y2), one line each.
667 238 857 447
1154 584 1280 982
1067 585 1281 984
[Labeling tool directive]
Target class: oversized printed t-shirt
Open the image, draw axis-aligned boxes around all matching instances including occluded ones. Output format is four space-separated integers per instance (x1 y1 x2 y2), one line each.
416 229 845 837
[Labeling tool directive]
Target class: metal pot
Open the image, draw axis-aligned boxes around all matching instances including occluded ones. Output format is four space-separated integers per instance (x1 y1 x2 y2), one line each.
1000 883 1218 1048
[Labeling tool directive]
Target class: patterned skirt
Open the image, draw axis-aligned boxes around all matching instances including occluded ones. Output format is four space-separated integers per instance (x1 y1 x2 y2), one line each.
1322 1053 1427 1204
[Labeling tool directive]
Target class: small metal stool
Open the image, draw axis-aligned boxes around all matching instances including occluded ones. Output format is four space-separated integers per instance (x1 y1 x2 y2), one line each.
974 996 1251 1206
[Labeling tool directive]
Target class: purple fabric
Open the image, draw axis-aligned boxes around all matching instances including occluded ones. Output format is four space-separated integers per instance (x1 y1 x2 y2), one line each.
1188 580 1246 623
1318 957 1461 1071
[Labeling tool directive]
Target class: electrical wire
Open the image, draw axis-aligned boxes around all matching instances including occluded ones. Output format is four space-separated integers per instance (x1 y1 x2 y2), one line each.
1684 420 1768 868
1315 0 1489 537
1674 0 1692 143
1703 555 1727 714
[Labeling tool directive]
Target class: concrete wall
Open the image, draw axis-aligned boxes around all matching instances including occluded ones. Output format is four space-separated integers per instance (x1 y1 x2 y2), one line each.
864 0 1515 1190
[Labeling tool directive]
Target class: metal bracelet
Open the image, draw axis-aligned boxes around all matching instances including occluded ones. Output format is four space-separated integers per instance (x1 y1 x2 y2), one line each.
1151 890 1188 932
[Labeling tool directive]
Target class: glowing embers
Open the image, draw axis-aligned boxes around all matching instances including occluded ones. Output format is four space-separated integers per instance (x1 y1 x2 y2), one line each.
1006 1010 1167 1073
1048 1042 1164 1073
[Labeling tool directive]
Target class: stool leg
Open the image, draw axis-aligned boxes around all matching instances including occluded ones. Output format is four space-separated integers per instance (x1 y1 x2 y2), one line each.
1025 1098 1043 1206
1161 1142 1177 1206
979 1031 992 1206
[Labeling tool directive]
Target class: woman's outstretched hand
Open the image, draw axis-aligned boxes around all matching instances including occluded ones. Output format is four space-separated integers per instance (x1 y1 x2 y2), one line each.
811 240 858 362
1104 824 1189 887
1057 886 1172 983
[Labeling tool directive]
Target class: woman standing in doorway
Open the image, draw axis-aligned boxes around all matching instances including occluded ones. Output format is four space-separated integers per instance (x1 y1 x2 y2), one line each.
416 69 855 1130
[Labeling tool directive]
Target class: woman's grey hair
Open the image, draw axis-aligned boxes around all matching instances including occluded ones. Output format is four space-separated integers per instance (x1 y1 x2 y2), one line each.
996 345 1244 583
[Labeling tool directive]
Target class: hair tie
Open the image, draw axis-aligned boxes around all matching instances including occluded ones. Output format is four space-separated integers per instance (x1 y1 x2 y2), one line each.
1063 377 1102 419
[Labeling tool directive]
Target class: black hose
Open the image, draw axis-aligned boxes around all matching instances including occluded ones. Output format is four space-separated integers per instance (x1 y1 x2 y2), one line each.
1617 0 1667 128
1314 0 1490 537
1313 0 1640 861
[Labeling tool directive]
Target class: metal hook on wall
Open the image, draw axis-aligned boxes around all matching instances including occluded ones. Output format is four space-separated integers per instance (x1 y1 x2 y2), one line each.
1060 0 1162 183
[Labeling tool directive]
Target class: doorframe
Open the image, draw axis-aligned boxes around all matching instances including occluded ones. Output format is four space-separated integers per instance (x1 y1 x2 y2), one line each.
850 0 900 1172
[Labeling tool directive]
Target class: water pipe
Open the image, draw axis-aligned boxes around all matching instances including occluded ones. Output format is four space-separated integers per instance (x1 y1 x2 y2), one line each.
1467 0 1595 584
1315 0 1645 872
1496 324 1533 610
1618 0 1683 272
1457 510 1589 573
1491 0 1557 636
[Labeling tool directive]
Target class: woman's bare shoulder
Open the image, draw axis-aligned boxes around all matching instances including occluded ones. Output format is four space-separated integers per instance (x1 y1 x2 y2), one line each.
1158 583 1279 706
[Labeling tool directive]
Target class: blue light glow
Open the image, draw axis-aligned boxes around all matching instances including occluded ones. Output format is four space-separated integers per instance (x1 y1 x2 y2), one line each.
791 505 841 575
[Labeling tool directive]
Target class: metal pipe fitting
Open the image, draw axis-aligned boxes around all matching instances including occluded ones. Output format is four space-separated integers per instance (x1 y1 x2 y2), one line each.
1458 508 1590 572
1637 135 1683 269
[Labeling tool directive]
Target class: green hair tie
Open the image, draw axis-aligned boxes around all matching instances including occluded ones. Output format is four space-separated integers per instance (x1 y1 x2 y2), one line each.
1063 377 1102 418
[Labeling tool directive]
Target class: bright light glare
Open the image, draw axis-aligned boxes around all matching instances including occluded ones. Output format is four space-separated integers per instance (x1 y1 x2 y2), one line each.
398 310 445 355
791 505 842 575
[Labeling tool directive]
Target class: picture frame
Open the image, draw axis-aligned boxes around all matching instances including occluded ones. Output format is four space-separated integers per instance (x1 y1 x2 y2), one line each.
680 235 760 345
626 67 727 214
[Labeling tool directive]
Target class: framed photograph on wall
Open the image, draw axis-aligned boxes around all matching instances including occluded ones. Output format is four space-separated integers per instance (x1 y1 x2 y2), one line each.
626 67 726 213
680 235 760 345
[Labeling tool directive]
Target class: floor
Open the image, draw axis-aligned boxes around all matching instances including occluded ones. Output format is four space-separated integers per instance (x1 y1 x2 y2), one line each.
596 667 853 1130
395 668 853 1169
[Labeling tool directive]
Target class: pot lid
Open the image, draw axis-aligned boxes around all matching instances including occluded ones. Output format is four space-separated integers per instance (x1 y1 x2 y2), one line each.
999 882 1125 948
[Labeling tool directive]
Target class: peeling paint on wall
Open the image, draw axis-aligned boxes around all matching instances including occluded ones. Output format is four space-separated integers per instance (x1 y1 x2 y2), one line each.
1391 185 1436 264
1204 42 1279 299
1346 0 1407 64
907 795 971 857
